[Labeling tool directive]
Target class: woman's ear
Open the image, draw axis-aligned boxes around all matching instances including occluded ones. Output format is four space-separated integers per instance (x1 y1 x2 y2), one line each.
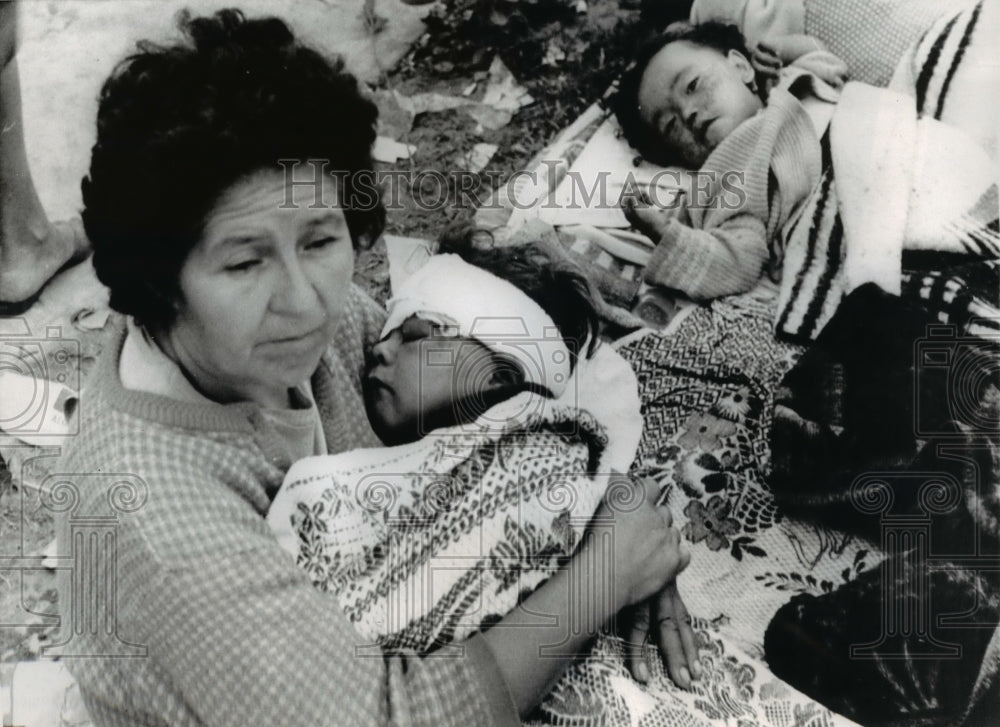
726 49 756 85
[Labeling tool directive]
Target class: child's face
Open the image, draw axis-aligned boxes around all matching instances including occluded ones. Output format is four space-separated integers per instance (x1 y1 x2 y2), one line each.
364 316 500 445
637 40 763 168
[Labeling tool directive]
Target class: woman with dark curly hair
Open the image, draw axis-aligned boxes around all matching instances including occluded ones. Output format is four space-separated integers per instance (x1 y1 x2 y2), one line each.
46 8 691 726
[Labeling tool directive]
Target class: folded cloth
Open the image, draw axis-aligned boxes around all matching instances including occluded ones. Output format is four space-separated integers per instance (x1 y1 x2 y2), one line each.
770 283 1000 541
765 552 1000 727
767 281 1000 724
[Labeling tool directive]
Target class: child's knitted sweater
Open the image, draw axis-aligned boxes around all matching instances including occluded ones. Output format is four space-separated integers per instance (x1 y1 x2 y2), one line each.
54 285 519 727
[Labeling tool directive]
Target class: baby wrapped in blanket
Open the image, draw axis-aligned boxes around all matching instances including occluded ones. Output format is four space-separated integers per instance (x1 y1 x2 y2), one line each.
267 241 646 652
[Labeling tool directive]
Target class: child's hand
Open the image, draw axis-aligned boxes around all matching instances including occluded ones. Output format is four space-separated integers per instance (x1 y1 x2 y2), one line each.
586 474 689 610
622 193 675 245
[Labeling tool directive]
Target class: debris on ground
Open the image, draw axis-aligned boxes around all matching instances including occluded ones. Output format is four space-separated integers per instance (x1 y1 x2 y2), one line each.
383 0 650 239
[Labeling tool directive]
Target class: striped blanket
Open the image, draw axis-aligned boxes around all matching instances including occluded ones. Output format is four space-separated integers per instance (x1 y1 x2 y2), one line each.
775 0 999 341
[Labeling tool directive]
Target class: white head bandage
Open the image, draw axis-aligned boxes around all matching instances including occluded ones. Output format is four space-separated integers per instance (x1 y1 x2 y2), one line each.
381 254 573 397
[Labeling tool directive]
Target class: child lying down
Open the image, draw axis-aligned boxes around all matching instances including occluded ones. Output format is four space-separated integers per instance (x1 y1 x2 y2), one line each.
267 236 697 679
612 19 997 308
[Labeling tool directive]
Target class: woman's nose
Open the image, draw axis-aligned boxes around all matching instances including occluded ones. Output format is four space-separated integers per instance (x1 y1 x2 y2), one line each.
272 258 321 315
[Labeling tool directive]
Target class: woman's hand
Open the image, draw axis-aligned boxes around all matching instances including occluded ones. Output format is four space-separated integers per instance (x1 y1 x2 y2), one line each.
622 583 702 689
586 474 689 611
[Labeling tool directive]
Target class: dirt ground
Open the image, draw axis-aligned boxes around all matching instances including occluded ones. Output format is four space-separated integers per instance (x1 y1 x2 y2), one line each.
0 0 650 662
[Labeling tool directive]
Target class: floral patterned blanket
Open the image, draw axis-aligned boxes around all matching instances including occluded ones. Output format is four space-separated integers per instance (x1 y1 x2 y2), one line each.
528 288 872 727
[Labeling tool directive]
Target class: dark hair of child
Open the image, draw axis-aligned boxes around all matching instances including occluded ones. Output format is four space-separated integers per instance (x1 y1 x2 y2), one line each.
611 21 762 167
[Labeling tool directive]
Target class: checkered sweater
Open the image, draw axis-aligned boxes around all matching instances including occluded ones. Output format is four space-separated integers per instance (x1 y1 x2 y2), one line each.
55 285 519 727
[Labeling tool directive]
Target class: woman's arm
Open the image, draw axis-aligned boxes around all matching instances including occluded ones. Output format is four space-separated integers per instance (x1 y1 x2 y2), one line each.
483 475 690 714
116 474 684 725
125 531 519 727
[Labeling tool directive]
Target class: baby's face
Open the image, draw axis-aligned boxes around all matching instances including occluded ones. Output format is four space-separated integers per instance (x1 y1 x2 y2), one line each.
638 40 764 168
364 316 498 445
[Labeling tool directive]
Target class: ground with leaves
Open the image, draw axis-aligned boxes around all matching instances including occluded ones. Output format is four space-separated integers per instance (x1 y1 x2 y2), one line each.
381 0 648 241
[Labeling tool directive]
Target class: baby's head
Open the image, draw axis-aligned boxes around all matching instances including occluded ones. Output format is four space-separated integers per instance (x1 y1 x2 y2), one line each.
365 231 601 445
614 22 765 169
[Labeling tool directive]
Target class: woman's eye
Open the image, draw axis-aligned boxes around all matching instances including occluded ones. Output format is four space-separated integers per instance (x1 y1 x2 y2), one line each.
225 259 261 273
306 236 338 251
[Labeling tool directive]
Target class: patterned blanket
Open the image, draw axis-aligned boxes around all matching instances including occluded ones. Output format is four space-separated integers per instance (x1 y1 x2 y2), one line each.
268 391 613 652
271 284 872 726
531 289 870 727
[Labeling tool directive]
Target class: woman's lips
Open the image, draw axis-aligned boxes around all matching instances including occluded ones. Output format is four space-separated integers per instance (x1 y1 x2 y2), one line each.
273 328 321 344
262 328 325 356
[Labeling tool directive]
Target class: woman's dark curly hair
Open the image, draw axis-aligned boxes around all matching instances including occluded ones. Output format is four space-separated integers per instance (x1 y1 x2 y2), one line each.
84 9 383 330
436 225 601 373
611 21 763 167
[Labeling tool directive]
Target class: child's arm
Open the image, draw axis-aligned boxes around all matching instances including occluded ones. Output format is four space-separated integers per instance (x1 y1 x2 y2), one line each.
625 200 769 300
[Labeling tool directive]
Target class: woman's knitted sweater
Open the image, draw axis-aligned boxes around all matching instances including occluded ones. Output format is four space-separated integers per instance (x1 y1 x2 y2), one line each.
53 285 518 727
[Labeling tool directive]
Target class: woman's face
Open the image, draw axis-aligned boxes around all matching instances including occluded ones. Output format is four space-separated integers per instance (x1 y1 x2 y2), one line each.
364 316 500 444
637 41 763 168
163 168 354 408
